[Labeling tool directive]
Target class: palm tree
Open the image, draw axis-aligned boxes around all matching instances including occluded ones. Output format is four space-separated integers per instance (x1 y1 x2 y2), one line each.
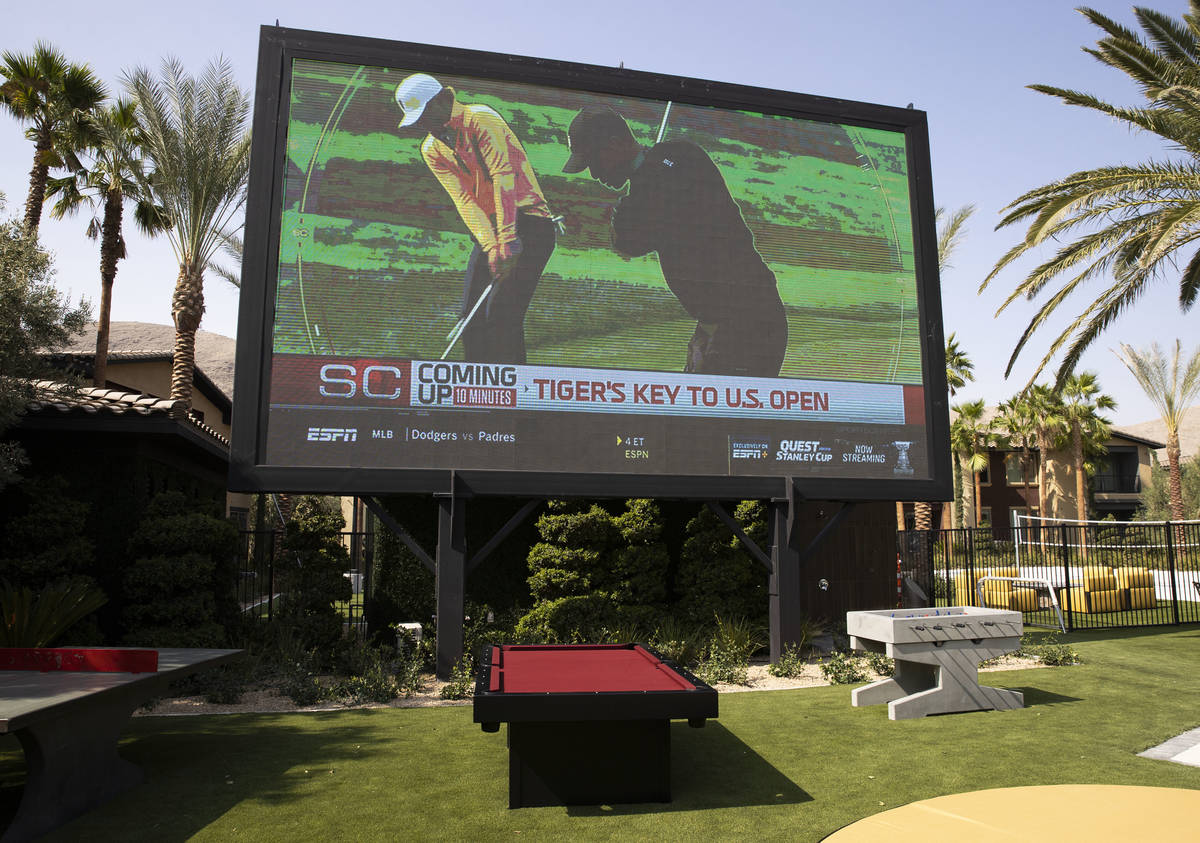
1026 385 1069 524
980 4 1200 387
45 100 168 387
1060 372 1116 523
994 394 1039 518
945 333 975 528
906 206 977 532
1114 340 1200 524
0 43 107 233
950 400 991 527
944 333 974 396
121 58 250 407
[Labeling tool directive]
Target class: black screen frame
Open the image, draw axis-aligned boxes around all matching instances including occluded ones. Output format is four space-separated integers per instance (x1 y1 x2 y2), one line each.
229 25 952 501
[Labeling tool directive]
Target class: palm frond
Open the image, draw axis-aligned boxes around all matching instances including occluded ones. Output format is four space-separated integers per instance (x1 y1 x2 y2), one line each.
991 5 1200 377
935 204 975 271
1179 243 1200 307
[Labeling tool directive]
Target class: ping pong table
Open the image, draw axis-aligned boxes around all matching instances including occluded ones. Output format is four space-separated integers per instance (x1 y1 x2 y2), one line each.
1 647 241 842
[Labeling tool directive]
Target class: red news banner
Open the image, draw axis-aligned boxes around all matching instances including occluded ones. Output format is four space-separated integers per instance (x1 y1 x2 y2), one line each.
269 355 924 424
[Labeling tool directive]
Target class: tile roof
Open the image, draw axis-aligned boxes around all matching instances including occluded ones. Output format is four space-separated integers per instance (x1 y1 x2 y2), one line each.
25 380 229 449
57 322 237 399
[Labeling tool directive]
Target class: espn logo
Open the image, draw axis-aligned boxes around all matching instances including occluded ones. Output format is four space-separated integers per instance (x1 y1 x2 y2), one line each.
307 427 358 443
730 439 769 460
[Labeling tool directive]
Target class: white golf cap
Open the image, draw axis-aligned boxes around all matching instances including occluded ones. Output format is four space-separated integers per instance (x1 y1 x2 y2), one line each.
395 73 443 128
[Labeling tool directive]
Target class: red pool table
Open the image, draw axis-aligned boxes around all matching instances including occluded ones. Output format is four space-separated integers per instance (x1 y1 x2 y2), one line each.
473 643 718 808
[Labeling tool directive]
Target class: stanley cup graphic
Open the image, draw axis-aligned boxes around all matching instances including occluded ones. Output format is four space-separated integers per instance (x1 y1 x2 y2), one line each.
892 441 913 476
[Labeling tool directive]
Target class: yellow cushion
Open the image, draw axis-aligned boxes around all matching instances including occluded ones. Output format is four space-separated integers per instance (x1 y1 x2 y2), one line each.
954 572 981 605
1087 589 1126 613
989 566 1019 579
1081 568 1117 592
1066 587 1090 613
1010 587 1039 612
1114 567 1153 589
1127 587 1157 610
981 585 1012 609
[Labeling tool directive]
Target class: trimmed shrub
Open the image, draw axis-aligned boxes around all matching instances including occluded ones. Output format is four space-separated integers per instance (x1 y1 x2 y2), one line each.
277 496 352 656
513 594 618 643
121 491 239 647
516 499 670 642
675 502 768 627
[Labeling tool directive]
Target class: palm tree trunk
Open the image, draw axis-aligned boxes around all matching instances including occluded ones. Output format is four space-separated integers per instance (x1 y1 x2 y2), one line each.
895 501 906 531
94 189 123 388
1167 430 1184 522
1036 434 1049 553
951 458 962 528
1166 431 1187 549
1073 425 1088 561
974 470 982 527
959 453 973 527
914 501 932 531
170 263 206 406
24 131 51 233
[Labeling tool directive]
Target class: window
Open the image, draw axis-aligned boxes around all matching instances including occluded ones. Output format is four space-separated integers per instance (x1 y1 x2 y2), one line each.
1093 447 1140 493
978 507 992 527
1005 452 1038 486
1007 506 1039 528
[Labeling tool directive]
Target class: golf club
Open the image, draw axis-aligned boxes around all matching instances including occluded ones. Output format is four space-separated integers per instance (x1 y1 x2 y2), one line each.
441 282 493 359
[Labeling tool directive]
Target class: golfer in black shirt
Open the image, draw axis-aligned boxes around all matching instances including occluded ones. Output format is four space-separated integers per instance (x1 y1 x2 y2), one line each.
563 105 788 377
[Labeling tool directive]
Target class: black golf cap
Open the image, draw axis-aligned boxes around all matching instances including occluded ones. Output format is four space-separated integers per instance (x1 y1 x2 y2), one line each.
562 105 632 173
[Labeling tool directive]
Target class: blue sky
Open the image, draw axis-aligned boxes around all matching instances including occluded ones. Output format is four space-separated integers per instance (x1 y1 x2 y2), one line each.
4 0 1196 426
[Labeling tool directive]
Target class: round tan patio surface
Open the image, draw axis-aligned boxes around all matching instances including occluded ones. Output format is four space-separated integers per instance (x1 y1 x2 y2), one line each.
825 784 1200 841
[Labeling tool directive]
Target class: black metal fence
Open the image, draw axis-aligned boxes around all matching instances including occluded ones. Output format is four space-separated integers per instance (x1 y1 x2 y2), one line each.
236 529 375 636
898 522 1200 631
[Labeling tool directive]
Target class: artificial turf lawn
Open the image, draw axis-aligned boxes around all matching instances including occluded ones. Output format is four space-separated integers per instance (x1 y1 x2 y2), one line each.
3 626 1197 841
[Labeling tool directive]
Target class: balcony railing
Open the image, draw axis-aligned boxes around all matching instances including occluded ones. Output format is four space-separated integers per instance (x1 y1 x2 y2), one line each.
1093 474 1140 493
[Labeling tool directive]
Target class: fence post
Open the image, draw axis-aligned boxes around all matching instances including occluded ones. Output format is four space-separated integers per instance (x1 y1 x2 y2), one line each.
268 529 276 622
1059 525 1073 632
1164 521 1181 625
966 527 976 606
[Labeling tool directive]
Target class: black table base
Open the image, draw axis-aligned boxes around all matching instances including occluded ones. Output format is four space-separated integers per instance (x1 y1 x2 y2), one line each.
507 719 669 807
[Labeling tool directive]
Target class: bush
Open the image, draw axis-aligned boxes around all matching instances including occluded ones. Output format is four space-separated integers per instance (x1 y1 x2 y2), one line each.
439 656 475 700
518 499 669 642
768 642 809 678
649 616 704 668
0 477 103 642
121 491 239 647
0 580 107 647
864 651 895 677
365 508 435 637
169 658 255 705
696 648 749 685
1027 631 1082 666
281 672 330 707
696 615 763 686
513 594 618 643
819 651 869 684
675 502 768 627
335 650 400 705
276 496 352 656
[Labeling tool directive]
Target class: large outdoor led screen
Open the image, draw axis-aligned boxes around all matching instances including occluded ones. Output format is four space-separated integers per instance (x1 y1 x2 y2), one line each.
231 27 951 499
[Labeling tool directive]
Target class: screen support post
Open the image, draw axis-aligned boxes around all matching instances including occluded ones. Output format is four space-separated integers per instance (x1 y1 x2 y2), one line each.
768 481 857 661
768 487 802 663
435 474 469 679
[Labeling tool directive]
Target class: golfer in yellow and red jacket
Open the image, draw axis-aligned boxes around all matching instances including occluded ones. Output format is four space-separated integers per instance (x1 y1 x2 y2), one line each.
396 72 557 364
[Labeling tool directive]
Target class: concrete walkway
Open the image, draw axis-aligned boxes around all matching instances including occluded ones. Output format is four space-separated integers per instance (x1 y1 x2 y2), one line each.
1139 725 1200 767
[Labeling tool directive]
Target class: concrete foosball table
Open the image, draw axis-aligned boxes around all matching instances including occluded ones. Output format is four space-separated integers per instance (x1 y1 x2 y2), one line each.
846 607 1024 720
